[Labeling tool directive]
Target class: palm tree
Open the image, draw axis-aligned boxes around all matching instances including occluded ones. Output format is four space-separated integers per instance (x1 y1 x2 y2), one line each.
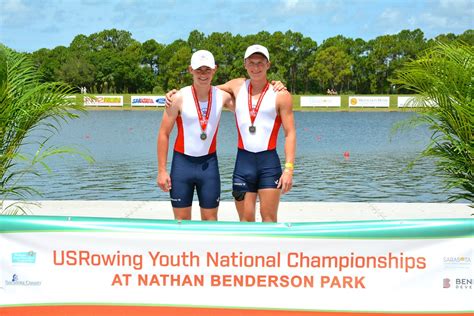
391 41 473 205
0 44 92 213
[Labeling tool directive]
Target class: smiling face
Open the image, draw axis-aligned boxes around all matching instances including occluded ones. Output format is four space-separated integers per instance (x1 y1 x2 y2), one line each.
244 54 270 80
189 65 216 88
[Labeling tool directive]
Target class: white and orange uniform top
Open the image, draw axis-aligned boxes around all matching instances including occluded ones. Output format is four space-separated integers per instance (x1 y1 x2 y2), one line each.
234 80 281 153
174 86 223 157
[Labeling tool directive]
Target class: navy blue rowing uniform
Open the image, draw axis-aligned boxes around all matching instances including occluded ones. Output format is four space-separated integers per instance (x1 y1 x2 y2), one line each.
170 151 220 208
232 148 282 193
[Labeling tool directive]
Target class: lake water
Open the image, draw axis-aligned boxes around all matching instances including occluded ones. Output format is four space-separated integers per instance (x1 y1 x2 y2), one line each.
17 110 461 202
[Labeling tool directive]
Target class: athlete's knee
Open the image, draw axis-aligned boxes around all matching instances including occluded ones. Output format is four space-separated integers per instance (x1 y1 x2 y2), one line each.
232 190 246 201
261 213 277 222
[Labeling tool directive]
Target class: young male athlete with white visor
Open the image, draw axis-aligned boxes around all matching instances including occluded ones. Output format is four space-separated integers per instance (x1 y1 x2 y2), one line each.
219 44 296 222
157 50 234 221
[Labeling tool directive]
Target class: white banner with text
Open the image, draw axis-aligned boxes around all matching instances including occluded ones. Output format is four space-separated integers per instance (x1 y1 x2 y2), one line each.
0 217 472 315
300 96 341 107
349 96 390 107
131 95 166 106
84 95 124 107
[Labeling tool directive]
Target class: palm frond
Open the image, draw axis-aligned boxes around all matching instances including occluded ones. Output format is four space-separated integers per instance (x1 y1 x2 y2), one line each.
1 44 93 214
391 41 473 205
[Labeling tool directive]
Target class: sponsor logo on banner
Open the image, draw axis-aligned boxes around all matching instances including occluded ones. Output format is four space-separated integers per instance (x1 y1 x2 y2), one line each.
300 96 341 107
443 256 472 269
157 97 165 105
4 274 42 287
443 278 451 288
443 278 473 290
349 96 390 107
455 278 473 289
131 96 166 106
11 251 36 264
84 96 123 106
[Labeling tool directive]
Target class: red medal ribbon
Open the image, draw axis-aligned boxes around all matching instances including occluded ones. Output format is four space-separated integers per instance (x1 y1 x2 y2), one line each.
248 81 269 126
191 85 212 133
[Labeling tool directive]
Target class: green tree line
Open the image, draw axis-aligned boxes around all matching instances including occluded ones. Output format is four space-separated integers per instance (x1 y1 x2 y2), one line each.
15 28 474 95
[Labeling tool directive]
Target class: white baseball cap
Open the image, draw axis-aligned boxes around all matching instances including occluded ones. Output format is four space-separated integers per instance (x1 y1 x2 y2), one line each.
244 44 270 61
190 50 216 70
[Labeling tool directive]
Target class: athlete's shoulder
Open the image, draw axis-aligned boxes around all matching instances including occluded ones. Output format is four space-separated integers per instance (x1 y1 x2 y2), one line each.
228 77 246 86
219 78 246 92
276 90 293 106
179 85 192 93
170 87 189 111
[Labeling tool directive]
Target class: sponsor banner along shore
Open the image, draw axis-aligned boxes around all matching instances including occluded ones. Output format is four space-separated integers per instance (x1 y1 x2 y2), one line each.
0 216 472 315
300 96 341 107
349 96 390 107
84 96 124 107
131 95 166 106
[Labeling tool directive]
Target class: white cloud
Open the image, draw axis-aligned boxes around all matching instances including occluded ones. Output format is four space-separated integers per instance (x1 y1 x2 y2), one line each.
278 0 327 14
0 0 35 27
418 0 473 31
372 0 472 39
80 0 109 4
283 0 299 9
2 0 29 12
439 0 473 14
380 8 401 24
420 12 449 28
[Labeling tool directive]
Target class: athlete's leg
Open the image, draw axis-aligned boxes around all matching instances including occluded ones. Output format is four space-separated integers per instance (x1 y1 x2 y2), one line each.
173 207 192 220
235 192 257 222
200 207 218 221
196 153 220 221
232 149 258 222
258 188 281 222
255 150 282 222
170 152 196 220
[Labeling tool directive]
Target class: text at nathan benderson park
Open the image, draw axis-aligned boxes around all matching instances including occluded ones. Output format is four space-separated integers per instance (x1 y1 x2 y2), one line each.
52 249 426 288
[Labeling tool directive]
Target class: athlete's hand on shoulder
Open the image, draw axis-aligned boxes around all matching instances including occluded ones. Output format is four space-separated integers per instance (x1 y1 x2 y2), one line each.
157 172 172 192
271 80 287 92
165 89 178 108
277 169 293 194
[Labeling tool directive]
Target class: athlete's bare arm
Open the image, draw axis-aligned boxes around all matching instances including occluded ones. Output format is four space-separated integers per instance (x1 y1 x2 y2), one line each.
157 92 182 192
221 90 235 112
276 90 296 194
166 80 286 107
217 78 245 98
218 78 286 98
165 89 178 107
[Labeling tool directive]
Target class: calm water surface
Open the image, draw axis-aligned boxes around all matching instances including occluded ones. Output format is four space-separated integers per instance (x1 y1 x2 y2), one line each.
18 111 460 202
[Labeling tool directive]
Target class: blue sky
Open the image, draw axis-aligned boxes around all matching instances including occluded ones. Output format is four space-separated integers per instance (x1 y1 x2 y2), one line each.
1 0 473 53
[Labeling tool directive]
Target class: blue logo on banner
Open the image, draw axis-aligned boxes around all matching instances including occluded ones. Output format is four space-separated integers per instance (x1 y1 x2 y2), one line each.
12 251 36 264
157 98 165 104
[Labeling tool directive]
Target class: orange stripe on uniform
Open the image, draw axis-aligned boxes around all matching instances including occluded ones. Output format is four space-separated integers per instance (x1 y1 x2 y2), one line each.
0 306 471 316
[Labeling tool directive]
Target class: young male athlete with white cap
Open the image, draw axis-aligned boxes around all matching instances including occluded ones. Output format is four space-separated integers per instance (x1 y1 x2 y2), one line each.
219 44 296 222
157 50 234 221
